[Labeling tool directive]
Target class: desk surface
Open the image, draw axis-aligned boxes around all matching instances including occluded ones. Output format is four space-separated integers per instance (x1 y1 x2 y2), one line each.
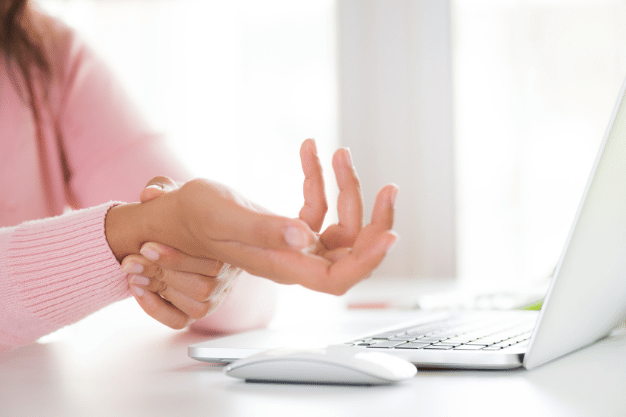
2 292 626 417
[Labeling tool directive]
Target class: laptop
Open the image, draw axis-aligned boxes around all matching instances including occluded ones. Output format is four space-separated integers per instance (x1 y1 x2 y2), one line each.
189 76 626 370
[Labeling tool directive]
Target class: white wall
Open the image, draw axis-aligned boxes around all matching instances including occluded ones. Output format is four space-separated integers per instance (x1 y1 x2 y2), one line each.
452 0 626 287
39 0 339 219
336 0 456 279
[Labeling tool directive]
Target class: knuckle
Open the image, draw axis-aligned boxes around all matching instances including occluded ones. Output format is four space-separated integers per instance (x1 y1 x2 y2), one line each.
145 175 171 188
320 200 329 215
152 265 167 283
153 280 170 297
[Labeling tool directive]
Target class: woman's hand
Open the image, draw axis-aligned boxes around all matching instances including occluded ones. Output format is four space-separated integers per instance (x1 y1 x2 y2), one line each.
122 243 238 329
105 139 397 297
121 178 241 329
240 139 398 295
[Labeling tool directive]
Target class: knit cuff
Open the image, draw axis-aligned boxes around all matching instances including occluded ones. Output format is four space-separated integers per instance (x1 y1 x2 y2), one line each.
7 202 131 327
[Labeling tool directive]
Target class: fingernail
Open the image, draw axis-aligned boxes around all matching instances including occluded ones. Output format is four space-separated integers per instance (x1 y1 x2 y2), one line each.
390 186 399 207
131 285 145 297
130 275 150 286
343 148 353 167
146 184 164 190
140 245 160 261
122 262 144 274
380 234 398 254
284 226 308 249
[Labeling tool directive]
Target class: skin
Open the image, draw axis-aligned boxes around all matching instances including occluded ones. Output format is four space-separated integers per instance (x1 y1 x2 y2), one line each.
106 139 398 329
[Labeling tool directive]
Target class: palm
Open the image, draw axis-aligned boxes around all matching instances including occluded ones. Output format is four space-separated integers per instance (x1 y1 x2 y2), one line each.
281 139 397 293
222 140 396 295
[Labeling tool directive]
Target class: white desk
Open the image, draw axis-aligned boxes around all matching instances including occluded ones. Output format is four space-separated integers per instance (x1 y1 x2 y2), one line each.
2 294 626 417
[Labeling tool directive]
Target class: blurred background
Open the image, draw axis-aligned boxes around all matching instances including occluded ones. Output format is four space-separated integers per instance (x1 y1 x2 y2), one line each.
38 0 626 296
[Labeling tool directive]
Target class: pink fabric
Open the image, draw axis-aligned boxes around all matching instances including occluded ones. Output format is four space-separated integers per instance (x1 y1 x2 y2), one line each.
0 203 126 351
0 13 273 351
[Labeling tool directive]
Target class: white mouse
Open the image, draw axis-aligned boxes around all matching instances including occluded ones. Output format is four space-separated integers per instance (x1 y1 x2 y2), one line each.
223 345 417 385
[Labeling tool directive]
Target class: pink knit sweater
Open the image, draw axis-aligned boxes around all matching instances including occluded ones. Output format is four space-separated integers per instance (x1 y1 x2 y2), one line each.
0 15 273 351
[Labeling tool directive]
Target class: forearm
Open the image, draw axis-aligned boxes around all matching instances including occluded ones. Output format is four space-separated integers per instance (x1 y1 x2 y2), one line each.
104 202 148 261
0 202 130 351
104 193 186 262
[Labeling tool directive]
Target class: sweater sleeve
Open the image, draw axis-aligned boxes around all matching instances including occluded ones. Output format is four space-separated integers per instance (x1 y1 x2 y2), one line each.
0 202 129 352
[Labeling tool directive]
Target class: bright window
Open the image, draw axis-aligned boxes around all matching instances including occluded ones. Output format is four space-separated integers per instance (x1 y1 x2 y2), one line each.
39 0 339 220
453 0 626 287
38 0 626 293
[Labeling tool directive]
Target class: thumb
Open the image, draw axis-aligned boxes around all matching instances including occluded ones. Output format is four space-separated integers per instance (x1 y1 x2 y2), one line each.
140 176 180 203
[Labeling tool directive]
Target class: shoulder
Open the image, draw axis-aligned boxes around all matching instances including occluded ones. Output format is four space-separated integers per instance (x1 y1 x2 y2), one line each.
30 8 104 112
31 8 86 75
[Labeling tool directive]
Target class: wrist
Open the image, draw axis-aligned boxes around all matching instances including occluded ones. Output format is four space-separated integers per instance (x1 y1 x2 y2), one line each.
104 202 148 261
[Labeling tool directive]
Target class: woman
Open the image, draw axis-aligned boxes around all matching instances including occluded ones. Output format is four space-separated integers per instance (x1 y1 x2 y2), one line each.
0 0 398 351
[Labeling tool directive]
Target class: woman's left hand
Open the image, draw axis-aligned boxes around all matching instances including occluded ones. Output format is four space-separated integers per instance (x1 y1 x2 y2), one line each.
121 178 241 330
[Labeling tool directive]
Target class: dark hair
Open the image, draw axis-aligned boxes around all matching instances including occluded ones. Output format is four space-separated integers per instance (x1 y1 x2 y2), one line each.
1 0 73 212
1 0 50 88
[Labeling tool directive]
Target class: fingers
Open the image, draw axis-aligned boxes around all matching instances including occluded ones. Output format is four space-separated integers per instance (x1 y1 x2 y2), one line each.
122 244 229 301
320 184 398 294
129 283 230 329
333 147 363 238
370 184 398 230
326 229 398 294
129 286 193 330
298 139 328 232
140 176 179 203
224 228 396 296
210 183 399 296
129 273 229 322
138 242 225 279
122 243 235 329
178 180 317 251
318 147 364 249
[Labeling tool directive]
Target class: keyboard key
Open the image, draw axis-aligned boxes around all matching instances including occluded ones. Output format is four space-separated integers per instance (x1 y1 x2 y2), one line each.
507 335 530 344
431 342 461 348
394 342 432 349
463 341 491 346
367 340 408 348
489 342 514 348
452 345 487 350
423 345 454 350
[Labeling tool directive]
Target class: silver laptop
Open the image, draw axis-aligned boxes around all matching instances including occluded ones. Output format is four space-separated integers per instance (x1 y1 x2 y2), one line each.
190 76 626 370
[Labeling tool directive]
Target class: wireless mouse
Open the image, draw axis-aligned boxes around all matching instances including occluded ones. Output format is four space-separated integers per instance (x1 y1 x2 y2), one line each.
223 345 417 385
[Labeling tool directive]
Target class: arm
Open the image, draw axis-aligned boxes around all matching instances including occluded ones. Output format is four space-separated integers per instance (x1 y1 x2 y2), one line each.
0 203 129 351
109 140 398 330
